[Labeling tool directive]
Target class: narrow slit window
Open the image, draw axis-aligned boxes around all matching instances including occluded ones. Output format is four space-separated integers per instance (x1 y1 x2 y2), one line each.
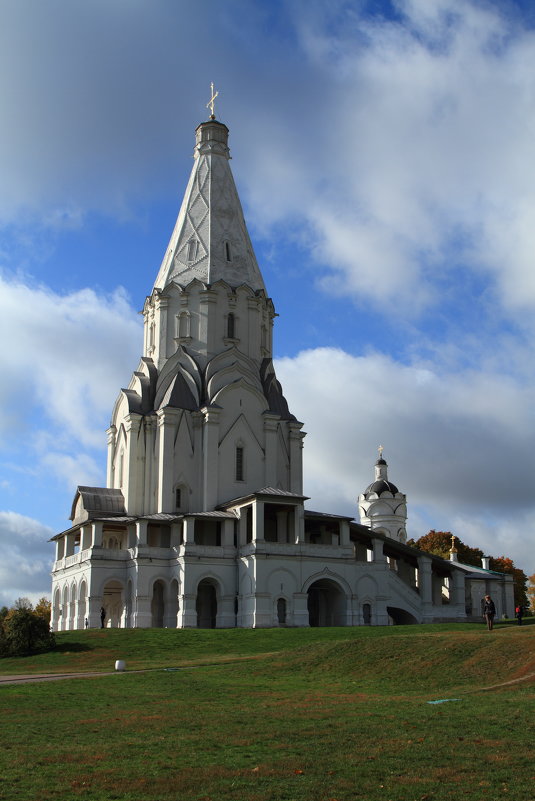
235 446 244 481
187 239 198 262
175 488 181 510
225 241 231 262
227 313 235 339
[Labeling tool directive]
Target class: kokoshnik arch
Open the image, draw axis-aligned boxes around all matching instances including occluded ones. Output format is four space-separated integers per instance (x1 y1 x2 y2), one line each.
50 103 514 630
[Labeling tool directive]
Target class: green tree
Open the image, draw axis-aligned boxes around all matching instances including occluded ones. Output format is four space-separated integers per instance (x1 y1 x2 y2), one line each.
1 607 55 657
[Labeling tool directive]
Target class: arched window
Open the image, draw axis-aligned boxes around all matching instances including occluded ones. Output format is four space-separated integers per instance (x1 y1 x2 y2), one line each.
277 598 287 626
174 484 189 513
227 313 236 339
178 312 190 339
235 445 244 482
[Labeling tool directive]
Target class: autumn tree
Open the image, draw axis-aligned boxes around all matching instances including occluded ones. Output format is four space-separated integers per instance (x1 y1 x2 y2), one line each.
406 530 484 566
408 531 529 612
491 557 529 610
528 574 535 614
34 597 52 623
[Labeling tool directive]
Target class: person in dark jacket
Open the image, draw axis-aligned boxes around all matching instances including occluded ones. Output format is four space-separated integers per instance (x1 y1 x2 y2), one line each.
483 595 496 630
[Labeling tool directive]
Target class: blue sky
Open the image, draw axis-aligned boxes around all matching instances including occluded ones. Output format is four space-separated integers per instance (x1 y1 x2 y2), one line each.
1 0 535 606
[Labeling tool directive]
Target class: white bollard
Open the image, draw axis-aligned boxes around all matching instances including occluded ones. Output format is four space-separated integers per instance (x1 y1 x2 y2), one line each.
115 660 126 672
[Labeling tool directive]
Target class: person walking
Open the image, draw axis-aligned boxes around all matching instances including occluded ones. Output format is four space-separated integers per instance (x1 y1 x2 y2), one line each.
483 595 496 631
515 605 523 626
100 607 106 629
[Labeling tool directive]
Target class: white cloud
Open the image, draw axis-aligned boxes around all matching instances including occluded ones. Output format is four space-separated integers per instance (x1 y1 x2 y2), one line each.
276 346 535 573
237 0 535 320
0 274 141 482
0 511 54 607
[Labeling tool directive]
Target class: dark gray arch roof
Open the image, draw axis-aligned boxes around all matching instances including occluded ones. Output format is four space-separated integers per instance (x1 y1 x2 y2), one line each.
363 479 400 496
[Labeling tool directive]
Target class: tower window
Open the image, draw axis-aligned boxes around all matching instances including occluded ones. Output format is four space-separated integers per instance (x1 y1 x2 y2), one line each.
235 446 244 481
225 241 231 262
187 239 198 262
175 488 181 510
227 313 236 339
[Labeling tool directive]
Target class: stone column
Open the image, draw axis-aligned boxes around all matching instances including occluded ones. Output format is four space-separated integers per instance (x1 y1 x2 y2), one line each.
64 531 76 557
87 595 103 629
276 510 288 543
237 509 248 547
417 556 434 621
218 595 237 627
451 568 466 618
135 519 148 546
222 518 235 549
178 593 198 628
339 520 350 547
135 596 152 628
80 524 92 551
252 501 264 542
170 521 182 549
292 593 310 627
294 505 305 544
183 517 195 546
372 537 385 563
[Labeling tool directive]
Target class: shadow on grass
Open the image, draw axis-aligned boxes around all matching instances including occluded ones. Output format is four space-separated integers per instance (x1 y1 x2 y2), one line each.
53 641 93 653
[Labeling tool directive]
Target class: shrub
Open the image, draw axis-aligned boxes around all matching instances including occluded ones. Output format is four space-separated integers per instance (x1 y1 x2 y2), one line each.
1 607 55 657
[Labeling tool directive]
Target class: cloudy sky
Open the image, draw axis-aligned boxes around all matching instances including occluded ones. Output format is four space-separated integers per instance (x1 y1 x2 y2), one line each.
1 0 534 606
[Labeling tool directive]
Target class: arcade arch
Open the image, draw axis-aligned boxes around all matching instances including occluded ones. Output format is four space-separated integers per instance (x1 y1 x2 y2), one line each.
307 578 347 627
196 579 218 628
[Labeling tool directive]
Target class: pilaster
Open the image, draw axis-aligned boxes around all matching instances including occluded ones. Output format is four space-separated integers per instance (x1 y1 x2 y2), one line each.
156 407 181 512
288 422 305 494
202 406 221 510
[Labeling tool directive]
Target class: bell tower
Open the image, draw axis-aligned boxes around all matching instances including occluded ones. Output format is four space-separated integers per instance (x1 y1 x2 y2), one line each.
358 449 407 542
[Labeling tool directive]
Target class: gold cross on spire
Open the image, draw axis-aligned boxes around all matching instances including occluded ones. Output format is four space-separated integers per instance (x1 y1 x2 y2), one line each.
207 82 219 119
378 445 384 457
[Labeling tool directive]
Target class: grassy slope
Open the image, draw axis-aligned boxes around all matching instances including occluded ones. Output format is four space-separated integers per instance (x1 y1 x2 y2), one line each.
1 625 534 801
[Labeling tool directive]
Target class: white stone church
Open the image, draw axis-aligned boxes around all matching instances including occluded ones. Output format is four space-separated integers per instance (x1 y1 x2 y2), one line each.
50 111 514 630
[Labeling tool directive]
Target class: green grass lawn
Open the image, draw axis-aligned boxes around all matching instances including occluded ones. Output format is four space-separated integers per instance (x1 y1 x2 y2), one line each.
1 623 534 801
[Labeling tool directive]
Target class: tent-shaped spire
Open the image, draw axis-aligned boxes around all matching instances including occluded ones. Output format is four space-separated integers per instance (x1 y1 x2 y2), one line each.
153 118 266 293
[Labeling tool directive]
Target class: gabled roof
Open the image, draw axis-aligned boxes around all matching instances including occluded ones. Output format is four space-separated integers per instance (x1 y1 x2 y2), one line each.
218 486 309 508
70 487 126 521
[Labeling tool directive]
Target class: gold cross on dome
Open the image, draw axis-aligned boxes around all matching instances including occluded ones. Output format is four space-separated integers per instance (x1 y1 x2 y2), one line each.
378 445 384 457
207 82 219 119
